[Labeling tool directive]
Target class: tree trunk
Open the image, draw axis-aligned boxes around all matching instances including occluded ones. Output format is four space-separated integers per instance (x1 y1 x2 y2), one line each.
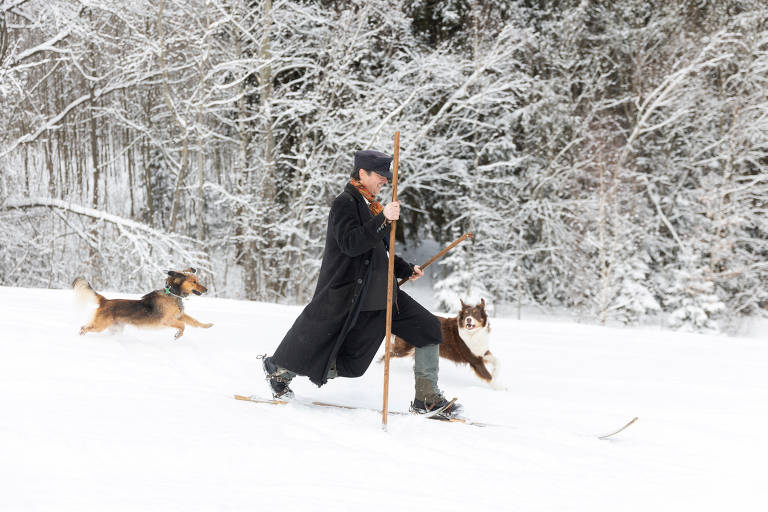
127 128 136 219
232 3 257 300
89 85 100 208
195 0 211 241
158 0 188 233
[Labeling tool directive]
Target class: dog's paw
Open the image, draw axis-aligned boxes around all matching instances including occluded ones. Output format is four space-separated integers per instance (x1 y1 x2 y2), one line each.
174 330 184 339
202 323 213 329
79 326 88 335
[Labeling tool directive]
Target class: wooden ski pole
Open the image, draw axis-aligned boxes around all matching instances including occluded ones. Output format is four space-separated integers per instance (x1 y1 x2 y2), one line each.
382 131 400 429
397 232 473 286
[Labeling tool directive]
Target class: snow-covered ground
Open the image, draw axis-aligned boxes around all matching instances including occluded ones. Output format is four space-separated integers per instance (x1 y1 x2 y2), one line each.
1 285 767 512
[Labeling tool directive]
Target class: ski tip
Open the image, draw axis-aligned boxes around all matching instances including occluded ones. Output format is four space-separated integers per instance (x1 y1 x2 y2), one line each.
598 416 638 440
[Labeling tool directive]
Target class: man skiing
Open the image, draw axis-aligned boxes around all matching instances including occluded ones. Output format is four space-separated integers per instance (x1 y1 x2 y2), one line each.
261 149 463 418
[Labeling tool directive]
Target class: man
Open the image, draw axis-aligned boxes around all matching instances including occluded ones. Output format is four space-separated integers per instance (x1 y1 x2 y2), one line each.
261 149 463 417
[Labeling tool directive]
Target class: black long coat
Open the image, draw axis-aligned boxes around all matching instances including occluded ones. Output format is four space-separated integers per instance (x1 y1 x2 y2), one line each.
271 183 414 386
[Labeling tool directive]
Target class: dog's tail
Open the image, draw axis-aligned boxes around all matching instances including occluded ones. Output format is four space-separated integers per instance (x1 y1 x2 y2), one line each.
72 277 106 307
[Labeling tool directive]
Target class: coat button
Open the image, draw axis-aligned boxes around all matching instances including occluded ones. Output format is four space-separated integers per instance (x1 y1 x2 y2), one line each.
364 259 370 265
357 278 363 284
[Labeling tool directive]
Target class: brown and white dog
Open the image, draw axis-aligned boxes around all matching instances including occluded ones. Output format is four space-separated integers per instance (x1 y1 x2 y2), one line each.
386 298 504 389
73 268 213 339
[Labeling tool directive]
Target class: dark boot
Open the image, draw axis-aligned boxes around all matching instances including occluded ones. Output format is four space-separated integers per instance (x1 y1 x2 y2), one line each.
261 356 295 399
411 377 464 418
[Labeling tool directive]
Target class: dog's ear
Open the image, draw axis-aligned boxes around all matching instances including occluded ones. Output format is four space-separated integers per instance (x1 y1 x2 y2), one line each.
480 297 485 309
183 267 197 274
167 270 185 279
460 298 466 309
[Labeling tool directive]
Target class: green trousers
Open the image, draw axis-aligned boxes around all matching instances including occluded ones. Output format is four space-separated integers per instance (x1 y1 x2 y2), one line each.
413 343 440 401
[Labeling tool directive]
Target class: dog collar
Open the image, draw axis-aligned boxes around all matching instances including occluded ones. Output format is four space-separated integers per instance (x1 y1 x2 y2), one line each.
164 286 184 299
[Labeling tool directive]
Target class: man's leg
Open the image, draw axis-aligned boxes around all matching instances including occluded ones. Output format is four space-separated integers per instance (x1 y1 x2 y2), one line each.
334 310 385 378
263 357 340 399
392 290 463 416
262 356 297 399
413 343 440 401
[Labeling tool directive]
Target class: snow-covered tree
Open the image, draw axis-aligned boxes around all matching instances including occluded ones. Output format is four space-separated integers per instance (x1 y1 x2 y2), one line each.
2 0 767 332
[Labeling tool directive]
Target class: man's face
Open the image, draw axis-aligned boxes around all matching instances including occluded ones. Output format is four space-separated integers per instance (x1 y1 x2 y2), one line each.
359 169 388 196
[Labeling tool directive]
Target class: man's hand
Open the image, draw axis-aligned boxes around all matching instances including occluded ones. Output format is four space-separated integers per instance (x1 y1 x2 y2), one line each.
409 264 424 281
383 201 400 221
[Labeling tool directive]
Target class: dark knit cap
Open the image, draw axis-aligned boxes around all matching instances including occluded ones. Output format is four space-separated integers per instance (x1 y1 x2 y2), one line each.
353 150 393 179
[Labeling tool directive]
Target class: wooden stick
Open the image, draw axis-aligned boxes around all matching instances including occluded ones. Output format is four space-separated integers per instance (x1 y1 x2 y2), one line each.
382 131 400 429
398 232 474 286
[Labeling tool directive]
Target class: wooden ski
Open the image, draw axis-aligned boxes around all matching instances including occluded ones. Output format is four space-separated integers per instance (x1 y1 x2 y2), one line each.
598 416 638 440
234 394 490 427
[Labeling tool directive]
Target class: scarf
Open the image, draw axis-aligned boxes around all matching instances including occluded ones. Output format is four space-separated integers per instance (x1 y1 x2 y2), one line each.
349 178 384 216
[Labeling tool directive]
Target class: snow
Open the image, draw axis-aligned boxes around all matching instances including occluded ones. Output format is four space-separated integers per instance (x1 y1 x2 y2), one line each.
1 285 767 511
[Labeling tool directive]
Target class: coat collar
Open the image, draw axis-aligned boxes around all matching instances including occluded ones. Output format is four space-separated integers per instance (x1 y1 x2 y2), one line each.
345 182 372 214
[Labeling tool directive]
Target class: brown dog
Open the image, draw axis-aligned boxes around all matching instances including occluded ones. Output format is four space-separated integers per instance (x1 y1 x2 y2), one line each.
386 298 504 389
74 268 213 339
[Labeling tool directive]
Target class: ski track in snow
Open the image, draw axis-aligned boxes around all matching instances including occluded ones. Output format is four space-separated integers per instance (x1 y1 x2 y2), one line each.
1 286 767 511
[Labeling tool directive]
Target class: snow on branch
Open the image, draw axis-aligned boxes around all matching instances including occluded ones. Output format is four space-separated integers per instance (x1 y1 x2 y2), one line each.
6 197 171 238
623 31 738 161
2 198 209 288
5 28 70 69
0 71 163 159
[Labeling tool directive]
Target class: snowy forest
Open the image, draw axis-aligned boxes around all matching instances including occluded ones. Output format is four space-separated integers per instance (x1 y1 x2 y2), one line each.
1 0 767 332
